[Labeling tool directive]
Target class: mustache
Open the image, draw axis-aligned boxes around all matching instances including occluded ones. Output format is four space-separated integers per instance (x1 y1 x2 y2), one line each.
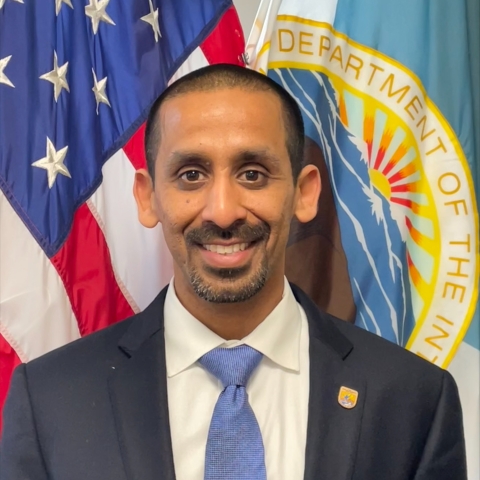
185 221 271 245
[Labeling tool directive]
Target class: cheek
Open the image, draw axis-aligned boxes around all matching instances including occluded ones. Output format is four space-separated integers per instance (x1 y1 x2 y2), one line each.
157 193 190 232
154 202 183 246
158 185 205 217
159 218 188 268
249 191 294 229
271 212 292 246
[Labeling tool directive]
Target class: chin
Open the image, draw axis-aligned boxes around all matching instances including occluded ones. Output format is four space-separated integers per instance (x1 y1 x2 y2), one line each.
188 264 269 304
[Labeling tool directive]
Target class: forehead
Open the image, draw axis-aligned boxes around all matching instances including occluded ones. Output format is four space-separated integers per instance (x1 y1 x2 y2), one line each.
156 87 287 151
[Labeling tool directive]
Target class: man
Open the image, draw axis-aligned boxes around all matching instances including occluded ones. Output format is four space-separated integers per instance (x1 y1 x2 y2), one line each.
0 64 466 480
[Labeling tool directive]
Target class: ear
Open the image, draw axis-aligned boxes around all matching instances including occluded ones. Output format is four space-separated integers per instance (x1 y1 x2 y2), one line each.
294 164 321 223
133 169 161 228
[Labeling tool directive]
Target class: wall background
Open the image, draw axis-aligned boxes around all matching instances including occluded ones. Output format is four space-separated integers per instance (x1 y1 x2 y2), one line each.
233 0 261 38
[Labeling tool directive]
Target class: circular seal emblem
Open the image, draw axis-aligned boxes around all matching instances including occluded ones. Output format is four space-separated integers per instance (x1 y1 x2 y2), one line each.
253 16 479 368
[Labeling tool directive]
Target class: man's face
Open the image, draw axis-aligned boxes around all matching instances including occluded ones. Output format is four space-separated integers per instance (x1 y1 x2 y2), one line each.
136 87 317 303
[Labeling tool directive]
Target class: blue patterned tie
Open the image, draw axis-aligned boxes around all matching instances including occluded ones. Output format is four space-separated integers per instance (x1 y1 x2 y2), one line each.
199 345 267 480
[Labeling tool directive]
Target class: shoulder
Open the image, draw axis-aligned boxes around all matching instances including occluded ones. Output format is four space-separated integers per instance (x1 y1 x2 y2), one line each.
22 286 167 386
293 283 449 390
333 315 462 417
330 312 445 381
310 306 460 419
22 314 134 388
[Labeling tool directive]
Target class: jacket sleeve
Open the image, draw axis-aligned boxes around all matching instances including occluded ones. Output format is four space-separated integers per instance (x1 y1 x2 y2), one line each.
0 364 49 480
413 370 467 480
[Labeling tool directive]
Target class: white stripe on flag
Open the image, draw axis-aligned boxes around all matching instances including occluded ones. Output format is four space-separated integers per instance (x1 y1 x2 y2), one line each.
168 46 210 85
0 191 80 362
89 149 173 311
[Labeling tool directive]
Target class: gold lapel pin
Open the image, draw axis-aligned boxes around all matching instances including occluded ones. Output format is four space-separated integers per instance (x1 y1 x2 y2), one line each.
338 386 358 409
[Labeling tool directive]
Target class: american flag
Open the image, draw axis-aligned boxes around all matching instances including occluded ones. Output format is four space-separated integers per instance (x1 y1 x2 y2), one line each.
0 0 245 431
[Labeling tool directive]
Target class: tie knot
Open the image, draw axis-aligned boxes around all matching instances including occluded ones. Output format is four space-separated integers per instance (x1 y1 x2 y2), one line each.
199 345 263 387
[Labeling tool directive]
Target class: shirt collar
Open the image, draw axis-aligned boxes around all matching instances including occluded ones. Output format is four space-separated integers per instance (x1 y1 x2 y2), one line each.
164 277 302 378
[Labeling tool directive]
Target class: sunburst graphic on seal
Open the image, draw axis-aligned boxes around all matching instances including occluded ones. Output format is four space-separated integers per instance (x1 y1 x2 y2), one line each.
337 86 441 326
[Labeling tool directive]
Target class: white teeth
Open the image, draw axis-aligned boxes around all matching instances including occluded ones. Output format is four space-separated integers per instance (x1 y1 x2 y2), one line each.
203 243 249 254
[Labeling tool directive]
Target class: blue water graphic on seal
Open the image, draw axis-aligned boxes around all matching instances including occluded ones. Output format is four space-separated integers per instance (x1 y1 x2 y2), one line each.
270 68 415 345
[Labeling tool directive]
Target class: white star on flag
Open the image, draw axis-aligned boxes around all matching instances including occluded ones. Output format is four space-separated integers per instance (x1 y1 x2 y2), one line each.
92 69 111 114
0 55 14 88
32 137 71 189
39 51 70 102
55 0 73 16
0 0 23 11
85 0 115 35
141 0 161 43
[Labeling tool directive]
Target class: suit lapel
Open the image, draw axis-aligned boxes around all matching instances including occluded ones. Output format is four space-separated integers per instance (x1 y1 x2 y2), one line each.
292 285 366 480
108 287 176 480
304 336 366 480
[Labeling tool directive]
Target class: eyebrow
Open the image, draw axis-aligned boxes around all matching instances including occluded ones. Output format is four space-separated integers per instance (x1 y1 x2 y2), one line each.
165 148 282 170
234 149 282 169
165 151 210 170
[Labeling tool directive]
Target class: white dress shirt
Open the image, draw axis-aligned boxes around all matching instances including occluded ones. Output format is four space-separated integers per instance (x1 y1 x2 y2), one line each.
164 277 310 480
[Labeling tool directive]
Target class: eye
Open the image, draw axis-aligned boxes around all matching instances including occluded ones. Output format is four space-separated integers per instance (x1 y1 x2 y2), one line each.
240 170 266 183
179 170 205 182
244 170 260 181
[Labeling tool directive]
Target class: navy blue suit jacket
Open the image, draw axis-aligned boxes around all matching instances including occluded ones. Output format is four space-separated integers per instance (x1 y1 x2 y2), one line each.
0 284 467 479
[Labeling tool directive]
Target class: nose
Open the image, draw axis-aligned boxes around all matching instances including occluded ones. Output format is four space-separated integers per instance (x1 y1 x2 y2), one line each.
201 174 248 229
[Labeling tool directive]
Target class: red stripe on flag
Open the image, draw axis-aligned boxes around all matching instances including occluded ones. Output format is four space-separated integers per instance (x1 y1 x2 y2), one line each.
200 6 245 66
51 204 135 337
0 334 21 434
123 123 147 170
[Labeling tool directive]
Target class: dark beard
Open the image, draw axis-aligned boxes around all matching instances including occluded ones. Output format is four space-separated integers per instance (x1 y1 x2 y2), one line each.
189 259 269 303
184 220 271 303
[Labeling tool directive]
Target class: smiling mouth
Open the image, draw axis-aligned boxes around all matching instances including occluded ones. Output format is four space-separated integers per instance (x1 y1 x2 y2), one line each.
202 242 251 255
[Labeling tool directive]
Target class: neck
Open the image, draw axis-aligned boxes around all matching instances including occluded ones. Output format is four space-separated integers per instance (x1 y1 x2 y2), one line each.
173 274 285 340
